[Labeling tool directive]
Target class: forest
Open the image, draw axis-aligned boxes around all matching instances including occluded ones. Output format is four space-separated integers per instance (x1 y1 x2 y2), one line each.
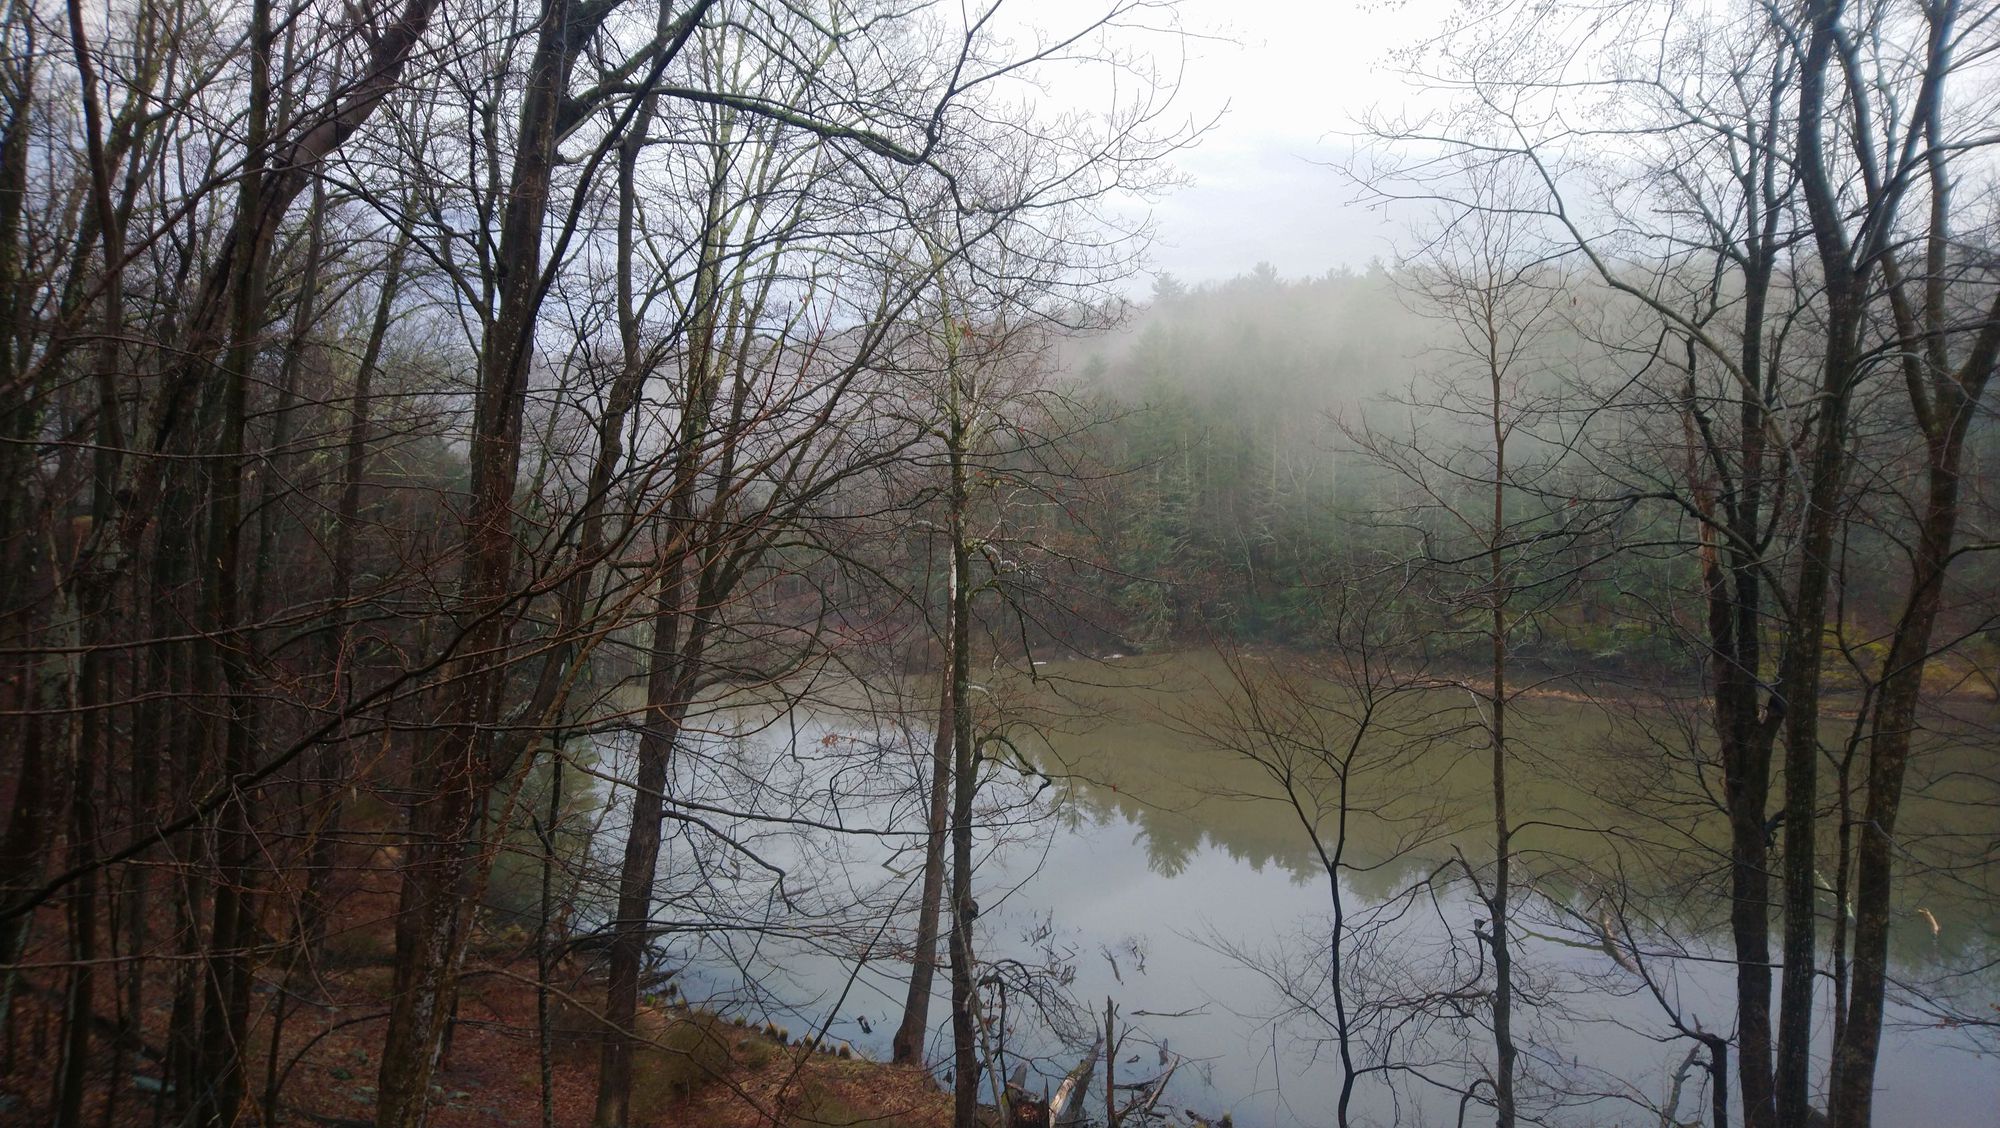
1 0 1997 1126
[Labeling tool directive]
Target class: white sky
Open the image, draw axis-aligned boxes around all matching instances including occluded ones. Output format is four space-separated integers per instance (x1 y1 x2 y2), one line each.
1116 0 1450 285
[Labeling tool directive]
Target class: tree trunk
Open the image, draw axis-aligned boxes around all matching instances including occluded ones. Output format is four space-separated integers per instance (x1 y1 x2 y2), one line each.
1828 462 1952 1127
1486 354 1516 1128
377 3 596 1118
593 624 700 1126
592 107 732 1124
945 327 979 1128
893 666 955 1064
1772 316 1853 1128
1829 293 1999 1127
1774 5 1872 1115
1707 501 1776 1128
192 4 278 1118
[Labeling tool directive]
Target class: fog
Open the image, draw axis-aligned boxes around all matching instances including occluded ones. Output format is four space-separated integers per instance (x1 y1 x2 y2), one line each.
7 2 1998 1128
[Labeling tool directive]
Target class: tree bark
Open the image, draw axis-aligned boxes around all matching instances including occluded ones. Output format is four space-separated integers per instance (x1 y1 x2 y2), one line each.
592 96 733 1124
378 2 609 1119
893 657 955 1064
1485 340 1516 1128
943 321 979 1128
1829 292 2000 1128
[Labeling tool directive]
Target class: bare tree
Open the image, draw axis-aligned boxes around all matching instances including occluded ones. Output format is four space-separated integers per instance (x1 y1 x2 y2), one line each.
1343 153 1589 1124
1365 2 2000 1124
1174 585 1458 1126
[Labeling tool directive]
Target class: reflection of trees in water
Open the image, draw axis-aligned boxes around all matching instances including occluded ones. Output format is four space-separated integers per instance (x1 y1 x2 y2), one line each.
1059 775 1320 882
1076 766 2000 1123
1010 660 2000 1124
646 676 2000 1124
1057 767 1473 900
1573 695 2000 991
1048 716 2000 990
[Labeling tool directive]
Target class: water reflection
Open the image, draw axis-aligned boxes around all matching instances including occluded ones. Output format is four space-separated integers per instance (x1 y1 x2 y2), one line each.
596 651 2000 1126
1007 652 2000 1124
1025 652 2000 977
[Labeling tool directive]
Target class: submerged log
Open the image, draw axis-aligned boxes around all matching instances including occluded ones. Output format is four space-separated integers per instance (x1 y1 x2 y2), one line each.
1049 1036 1102 1127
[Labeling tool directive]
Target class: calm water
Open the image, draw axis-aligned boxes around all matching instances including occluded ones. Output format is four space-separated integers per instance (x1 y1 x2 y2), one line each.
596 651 2000 1126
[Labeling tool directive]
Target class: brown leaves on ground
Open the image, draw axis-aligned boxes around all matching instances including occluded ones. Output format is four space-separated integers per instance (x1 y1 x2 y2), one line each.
0 847 953 1128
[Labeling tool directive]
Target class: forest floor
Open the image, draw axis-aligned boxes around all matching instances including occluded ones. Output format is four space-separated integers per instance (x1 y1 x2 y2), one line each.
260 966 959 1128
2 837 959 1128
5 962 958 1127
266 964 957 1128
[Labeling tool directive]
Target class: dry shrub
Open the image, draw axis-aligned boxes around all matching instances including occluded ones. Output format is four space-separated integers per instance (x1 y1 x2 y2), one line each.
628 1010 737 1123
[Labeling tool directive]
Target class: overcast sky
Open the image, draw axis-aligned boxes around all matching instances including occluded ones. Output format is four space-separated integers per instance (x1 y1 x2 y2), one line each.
1116 0 1447 285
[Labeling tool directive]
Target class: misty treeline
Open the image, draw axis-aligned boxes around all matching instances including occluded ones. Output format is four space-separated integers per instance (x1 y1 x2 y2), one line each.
0 0 1996 1126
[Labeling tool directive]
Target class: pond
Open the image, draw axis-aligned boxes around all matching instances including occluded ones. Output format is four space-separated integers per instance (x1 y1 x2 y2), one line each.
593 650 2000 1126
